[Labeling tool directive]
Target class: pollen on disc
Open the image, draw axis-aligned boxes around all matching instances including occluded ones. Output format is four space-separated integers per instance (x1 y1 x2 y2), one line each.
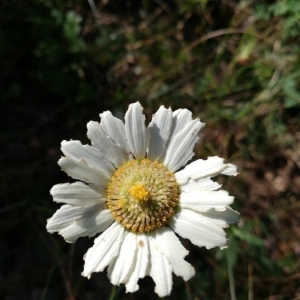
107 159 179 233
129 184 149 202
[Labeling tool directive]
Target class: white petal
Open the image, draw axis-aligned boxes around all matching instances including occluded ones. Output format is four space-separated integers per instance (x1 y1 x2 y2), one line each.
100 111 130 154
175 157 237 185
58 157 108 194
46 204 101 233
200 207 240 228
169 109 193 138
221 163 238 176
148 234 173 297
83 222 125 277
108 231 137 285
163 119 205 172
61 140 115 175
170 209 227 249
180 177 221 192
179 190 234 212
51 182 105 207
59 209 114 243
154 227 195 281
125 234 150 293
87 121 127 168
125 102 148 160
147 106 172 161
159 109 192 163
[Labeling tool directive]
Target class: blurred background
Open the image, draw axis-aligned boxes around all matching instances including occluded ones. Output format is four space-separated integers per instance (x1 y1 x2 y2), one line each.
1 0 300 299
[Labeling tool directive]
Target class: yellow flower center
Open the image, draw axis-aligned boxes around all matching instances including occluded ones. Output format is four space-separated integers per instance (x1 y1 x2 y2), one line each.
107 159 179 233
129 184 149 202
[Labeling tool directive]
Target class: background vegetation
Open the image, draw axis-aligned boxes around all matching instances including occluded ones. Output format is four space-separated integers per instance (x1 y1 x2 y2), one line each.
1 0 300 299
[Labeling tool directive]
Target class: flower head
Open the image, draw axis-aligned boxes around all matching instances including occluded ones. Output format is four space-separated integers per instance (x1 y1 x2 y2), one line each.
47 102 239 297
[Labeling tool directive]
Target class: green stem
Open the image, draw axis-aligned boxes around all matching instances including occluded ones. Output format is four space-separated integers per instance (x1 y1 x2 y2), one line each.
108 285 117 300
227 249 237 300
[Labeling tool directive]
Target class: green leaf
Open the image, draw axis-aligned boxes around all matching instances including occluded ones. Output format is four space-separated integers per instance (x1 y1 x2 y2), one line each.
231 227 264 247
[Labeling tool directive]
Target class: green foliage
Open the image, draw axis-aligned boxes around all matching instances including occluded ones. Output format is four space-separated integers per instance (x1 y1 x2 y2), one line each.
282 78 300 108
255 0 300 40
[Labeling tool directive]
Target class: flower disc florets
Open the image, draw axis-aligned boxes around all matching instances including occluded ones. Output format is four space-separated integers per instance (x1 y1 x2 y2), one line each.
107 158 179 233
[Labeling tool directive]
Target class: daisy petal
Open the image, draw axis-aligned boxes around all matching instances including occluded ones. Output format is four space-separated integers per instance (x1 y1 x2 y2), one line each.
163 119 205 172
175 157 237 185
179 190 234 212
154 227 195 281
221 163 238 176
200 207 240 228
60 209 114 243
108 231 137 285
147 106 172 161
46 204 101 233
61 140 115 175
148 235 173 297
170 209 227 249
170 109 193 138
125 102 148 160
83 222 125 278
125 234 150 293
87 121 127 168
58 157 108 194
50 182 105 207
100 111 130 154
180 177 221 192
159 109 192 163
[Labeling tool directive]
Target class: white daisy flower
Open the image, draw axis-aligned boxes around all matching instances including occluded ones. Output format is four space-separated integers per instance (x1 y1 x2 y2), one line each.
47 102 239 297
